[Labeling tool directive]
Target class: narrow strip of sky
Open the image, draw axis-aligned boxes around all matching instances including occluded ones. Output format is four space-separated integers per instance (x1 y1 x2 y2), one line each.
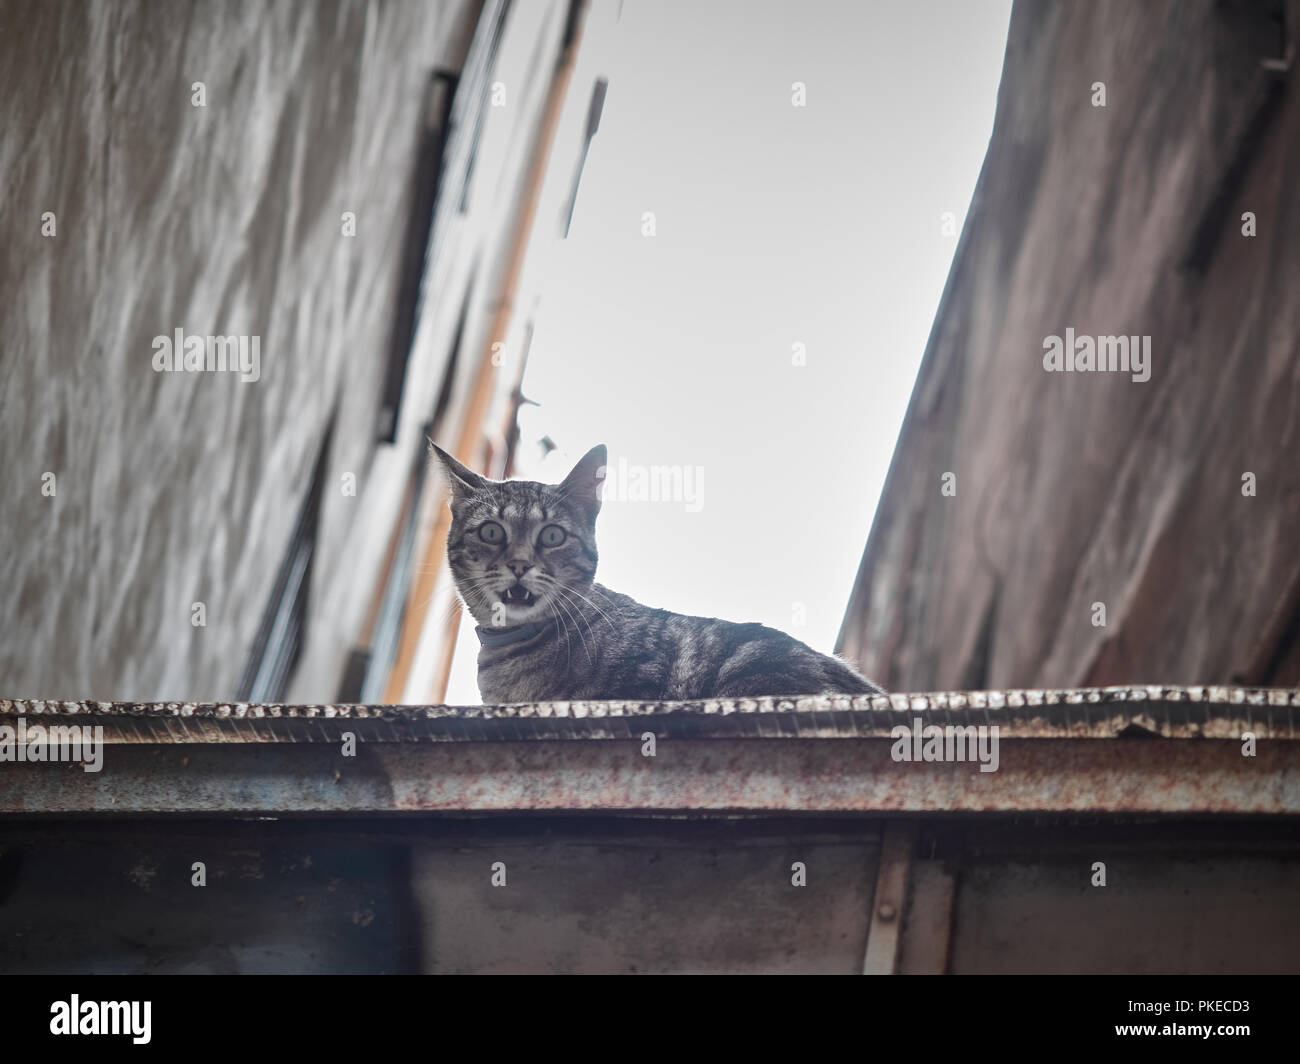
447 0 1011 702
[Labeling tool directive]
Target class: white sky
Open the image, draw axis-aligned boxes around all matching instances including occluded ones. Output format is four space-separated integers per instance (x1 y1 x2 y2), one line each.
445 0 1011 702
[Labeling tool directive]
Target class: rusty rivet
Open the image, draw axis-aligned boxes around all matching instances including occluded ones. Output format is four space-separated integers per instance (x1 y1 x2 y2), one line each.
877 902 897 922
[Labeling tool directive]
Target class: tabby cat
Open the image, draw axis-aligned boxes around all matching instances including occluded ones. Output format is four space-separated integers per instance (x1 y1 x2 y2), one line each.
432 443 884 703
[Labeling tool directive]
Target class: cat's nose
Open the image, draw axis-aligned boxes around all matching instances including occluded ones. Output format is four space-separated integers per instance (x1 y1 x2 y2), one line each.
506 560 532 578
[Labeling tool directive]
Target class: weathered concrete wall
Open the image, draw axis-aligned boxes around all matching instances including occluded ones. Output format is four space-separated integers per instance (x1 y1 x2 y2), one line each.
838 0 1300 691
0 0 476 700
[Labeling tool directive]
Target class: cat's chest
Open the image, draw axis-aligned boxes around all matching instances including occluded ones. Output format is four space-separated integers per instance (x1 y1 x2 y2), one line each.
477 648 568 704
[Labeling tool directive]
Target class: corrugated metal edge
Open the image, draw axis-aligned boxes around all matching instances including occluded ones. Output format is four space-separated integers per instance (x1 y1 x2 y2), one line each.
0 685 1296 743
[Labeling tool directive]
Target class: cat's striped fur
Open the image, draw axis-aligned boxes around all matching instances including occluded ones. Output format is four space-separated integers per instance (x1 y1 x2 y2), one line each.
432 443 884 704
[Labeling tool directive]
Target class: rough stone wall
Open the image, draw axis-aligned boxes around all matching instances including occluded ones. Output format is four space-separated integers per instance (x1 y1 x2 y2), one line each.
838 0 1300 690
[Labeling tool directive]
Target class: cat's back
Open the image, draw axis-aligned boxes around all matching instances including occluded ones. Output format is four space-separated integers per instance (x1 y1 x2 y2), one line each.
594 585 881 699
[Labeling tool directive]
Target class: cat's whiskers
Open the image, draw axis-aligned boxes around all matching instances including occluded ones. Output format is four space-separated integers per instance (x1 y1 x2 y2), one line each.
547 587 593 664
454 573 508 625
550 579 618 636
546 600 573 669
549 586 601 640
531 572 608 639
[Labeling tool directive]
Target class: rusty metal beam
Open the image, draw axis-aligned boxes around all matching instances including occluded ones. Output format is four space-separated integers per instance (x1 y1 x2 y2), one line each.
862 822 916 974
0 737 1295 816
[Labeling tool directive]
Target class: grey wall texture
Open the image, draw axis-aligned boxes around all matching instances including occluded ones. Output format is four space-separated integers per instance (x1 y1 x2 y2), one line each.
4 816 1298 973
0 0 477 700
838 0 1300 691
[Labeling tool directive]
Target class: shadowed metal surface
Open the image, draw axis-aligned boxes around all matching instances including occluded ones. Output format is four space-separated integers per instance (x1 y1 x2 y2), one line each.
4 816 1297 974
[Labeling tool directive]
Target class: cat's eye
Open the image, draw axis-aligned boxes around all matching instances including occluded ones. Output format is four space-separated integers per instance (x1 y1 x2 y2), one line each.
477 521 506 545
538 524 566 548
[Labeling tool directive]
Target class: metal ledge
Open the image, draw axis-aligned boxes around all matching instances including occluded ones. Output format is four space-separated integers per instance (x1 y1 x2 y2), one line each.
0 738 1294 816
3 687 1295 816
1 685 1298 744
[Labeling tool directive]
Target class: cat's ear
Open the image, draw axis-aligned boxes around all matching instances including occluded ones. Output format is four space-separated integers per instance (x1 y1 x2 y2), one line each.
429 441 488 499
558 444 607 520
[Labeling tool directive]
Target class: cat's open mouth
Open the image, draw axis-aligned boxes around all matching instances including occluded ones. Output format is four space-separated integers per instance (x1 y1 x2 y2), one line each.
501 585 537 607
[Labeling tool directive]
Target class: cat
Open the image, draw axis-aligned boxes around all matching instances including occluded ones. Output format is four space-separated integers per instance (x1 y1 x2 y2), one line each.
431 443 885 704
